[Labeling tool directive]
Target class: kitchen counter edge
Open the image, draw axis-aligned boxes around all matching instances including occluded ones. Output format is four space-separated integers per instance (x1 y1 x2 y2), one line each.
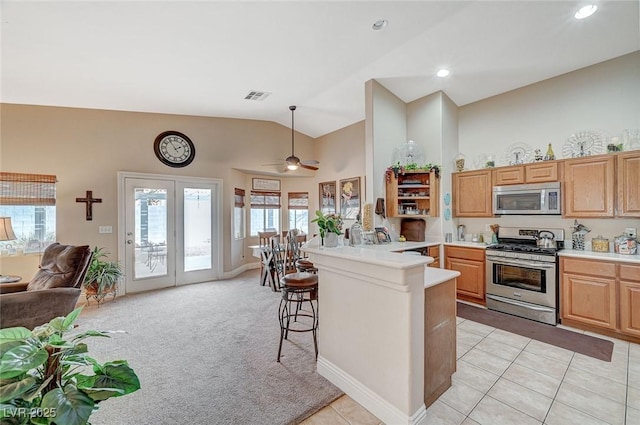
559 249 640 264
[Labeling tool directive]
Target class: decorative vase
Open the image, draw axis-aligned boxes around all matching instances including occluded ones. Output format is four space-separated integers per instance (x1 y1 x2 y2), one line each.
324 232 339 248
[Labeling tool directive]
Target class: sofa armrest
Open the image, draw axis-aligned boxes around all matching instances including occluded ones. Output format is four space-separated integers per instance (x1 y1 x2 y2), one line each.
0 288 82 330
0 282 29 294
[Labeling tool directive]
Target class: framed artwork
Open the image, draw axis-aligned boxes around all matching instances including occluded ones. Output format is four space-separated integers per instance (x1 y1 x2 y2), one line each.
319 181 336 215
252 178 280 191
339 177 361 219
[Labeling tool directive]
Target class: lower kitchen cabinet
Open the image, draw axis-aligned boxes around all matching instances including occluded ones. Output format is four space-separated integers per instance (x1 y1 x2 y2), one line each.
560 257 640 342
445 246 485 305
427 245 440 268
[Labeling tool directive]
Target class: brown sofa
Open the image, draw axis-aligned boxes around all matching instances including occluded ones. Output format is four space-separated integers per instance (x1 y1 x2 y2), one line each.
0 243 92 330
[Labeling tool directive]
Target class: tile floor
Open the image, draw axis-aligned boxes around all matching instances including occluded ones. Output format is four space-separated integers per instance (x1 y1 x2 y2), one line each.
301 317 640 425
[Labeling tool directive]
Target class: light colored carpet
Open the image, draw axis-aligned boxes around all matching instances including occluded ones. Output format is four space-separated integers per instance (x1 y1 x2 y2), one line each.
78 270 342 425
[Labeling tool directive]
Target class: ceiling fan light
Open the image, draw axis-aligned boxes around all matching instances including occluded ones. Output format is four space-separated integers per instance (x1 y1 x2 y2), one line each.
287 163 299 171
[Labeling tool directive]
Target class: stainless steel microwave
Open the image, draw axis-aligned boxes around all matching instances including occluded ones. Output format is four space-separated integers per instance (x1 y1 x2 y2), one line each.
493 182 561 215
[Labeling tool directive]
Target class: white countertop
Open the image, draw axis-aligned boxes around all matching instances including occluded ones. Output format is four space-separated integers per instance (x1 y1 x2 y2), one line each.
559 248 640 264
425 267 460 289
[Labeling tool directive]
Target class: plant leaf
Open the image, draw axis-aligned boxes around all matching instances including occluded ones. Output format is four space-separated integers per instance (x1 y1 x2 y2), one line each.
0 376 36 402
0 341 23 358
41 385 94 425
0 328 32 342
62 308 83 329
0 345 48 379
76 362 140 401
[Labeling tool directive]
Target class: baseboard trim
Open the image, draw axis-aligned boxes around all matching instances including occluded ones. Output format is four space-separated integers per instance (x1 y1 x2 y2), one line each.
317 356 427 425
222 262 259 279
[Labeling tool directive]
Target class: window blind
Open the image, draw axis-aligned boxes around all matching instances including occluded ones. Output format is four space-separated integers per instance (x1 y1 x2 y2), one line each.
288 192 308 210
251 191 281 209
234 188 245 208
0 172 57 206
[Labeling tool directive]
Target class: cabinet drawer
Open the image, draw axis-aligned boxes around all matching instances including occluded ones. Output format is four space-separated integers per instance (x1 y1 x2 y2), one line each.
493 166 524 185
561 257 616 278
525 162 559 183
445 246 485 262
620 264 640 282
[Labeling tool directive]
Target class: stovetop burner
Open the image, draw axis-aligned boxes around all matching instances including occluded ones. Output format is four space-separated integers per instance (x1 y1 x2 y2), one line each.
486 243 560 255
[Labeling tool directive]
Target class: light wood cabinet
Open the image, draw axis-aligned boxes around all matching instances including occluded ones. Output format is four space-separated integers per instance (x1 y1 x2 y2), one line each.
427 245 440 268
561 257 617 330
385 170 439 218
492 162 559 186
452 170 492 217
617 151 640 217
620 264 640 337
445 246 485 305
563 154 615 217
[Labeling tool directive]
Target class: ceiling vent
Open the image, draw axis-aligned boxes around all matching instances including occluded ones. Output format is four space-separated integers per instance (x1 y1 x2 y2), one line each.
244 90 271 101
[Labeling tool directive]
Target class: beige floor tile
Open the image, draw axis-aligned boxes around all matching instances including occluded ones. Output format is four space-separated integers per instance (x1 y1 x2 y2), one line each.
299 406 350 425
513 351 569 380
475 337 523 362
630 342 640 358
439 380 485 415
485 328 531 349
460 347 512 375
629 386 640 411
545 400 610 425
456 317 466 325
457 320 495 337
563 364 627 404
457 342 472 360
584 331 631 350
487 378 552 421
630 359 640 390
523 339 573 365
501 363 561 398
557 324 585 334
453 360 500 393
457 328 485 346
469 396 541 425
425 400 466 425
461 418 481 425
628 406 640 425
329 395 381 425
570 353 628 385
555 381 626 425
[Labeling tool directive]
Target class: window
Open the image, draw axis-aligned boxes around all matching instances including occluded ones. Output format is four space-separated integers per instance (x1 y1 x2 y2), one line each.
0 172 56 254
250 191 280 236
288 192 308 235
233 188 245 240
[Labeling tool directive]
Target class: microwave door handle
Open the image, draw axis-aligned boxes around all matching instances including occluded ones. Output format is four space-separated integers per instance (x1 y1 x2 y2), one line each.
487 257 555 269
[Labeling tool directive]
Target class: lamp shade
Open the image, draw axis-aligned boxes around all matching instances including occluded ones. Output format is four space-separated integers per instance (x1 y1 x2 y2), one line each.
0 217 16 241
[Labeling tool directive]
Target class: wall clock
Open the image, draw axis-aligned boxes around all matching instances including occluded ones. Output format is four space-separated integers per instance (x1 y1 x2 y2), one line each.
153 131 196 168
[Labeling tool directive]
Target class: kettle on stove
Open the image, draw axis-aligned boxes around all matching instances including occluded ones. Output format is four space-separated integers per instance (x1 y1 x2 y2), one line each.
457 224 466 241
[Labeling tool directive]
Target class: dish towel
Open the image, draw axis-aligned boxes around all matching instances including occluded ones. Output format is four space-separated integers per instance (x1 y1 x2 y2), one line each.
375 198 385 219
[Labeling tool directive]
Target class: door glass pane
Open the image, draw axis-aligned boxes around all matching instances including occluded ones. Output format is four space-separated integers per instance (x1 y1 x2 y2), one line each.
134 188 167 278
184 188 211 271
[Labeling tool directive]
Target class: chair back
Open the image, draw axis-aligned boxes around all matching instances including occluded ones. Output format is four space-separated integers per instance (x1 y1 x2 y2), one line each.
258 230 278 247
27 243 92 291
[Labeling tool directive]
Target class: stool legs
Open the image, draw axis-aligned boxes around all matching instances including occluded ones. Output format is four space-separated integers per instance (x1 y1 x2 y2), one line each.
277 287 318 362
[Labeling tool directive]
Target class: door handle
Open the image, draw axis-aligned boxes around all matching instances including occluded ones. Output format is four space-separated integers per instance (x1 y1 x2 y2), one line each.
127 240 133 245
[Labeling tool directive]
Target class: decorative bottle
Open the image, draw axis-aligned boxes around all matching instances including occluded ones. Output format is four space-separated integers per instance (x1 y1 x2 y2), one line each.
349 214 364 246
544 143 555 161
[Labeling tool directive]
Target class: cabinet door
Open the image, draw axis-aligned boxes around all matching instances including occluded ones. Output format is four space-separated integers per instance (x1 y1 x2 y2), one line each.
445 257 485 302
493 166 524 186
561 273 616 330
620 280 640 337
525 162 559 183
427 245 440 268
617 151 640 217
563 155 615 217
452 170 492 217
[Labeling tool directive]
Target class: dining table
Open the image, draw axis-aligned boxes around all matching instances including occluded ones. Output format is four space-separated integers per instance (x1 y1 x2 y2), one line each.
249 244 278 291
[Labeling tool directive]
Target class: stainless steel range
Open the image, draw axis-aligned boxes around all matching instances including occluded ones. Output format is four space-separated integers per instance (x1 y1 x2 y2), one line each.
485 227 564 325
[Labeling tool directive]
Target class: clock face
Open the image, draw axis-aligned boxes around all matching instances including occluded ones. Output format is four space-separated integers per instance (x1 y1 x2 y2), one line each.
154 131 195 167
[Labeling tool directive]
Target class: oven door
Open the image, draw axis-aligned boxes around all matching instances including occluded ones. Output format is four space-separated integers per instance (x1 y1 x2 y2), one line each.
486 256 556 308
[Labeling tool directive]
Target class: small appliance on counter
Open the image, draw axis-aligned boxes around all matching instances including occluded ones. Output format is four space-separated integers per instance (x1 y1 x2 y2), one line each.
614 230 637 255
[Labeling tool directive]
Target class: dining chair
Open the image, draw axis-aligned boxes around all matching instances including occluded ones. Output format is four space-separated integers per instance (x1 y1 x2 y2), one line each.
257 230 278 288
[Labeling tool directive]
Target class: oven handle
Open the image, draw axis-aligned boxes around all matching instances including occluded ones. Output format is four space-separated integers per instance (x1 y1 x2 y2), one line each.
487 294 556 312
486 257 555 269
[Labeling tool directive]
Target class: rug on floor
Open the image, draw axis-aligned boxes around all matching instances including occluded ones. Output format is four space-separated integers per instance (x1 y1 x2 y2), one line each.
77 270 342 425
457 302 614 362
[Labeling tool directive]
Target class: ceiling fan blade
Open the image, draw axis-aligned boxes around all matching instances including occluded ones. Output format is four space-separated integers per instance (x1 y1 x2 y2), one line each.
300 163 319 171
301 159 319 165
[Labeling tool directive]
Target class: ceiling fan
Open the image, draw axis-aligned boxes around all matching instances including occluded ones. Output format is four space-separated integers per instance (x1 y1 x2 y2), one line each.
283 105 319 171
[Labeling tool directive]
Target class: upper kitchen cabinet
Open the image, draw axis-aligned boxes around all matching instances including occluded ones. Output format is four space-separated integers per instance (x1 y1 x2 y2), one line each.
493 162 560 186
452 169 492 217
563 154 615 218
385 169 440 218
617 151 640 217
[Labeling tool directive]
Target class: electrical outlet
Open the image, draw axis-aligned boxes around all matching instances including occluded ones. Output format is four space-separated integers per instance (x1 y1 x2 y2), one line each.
99 226 112 234
625 227 637 238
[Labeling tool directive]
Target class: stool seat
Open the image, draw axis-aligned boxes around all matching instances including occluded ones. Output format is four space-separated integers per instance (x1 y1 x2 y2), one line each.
295 259 318 273
282 272 317 288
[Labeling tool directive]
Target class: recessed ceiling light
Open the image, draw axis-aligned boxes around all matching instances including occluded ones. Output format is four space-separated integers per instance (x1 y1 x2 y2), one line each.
372 19 388 30
575 4 598 19
436 69 450 78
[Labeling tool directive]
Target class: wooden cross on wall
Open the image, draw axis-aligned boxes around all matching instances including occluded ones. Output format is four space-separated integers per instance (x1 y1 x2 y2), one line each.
76 190 102 221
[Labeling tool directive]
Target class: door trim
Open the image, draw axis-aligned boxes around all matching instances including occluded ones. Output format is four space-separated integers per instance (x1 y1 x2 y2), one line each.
117 171 224 295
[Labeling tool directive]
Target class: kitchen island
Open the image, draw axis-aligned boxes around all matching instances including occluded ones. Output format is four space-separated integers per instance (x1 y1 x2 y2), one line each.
303 238 459 425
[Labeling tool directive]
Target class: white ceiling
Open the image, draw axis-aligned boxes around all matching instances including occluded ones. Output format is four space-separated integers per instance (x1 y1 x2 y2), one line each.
2 1 639 138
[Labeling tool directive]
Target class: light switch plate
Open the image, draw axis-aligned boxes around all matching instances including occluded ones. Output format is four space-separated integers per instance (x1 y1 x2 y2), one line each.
99 226 113 234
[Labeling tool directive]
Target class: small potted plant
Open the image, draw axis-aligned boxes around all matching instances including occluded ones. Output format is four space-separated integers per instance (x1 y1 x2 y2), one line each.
84 246 123 304
311 210 343 247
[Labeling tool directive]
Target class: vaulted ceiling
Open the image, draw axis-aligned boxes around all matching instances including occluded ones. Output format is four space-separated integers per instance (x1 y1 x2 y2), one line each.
2 1 638 138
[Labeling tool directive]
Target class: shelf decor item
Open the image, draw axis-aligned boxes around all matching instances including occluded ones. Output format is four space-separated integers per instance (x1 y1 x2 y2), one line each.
502 142 533 165
562 130 607 158
571 219 590 250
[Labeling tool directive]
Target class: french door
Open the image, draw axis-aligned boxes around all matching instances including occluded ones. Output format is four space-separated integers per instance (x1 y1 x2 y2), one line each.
119 173 222 294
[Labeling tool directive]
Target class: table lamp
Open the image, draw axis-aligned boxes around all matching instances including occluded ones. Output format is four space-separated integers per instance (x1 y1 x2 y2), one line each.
0 217 17 283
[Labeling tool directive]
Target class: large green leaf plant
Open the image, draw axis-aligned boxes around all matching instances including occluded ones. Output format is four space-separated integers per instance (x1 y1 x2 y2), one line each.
0 308 140 425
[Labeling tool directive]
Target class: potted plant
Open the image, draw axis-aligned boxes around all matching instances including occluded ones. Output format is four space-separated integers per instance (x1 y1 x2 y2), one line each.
83 247 123 303
0 308 140 425
311 210 343 247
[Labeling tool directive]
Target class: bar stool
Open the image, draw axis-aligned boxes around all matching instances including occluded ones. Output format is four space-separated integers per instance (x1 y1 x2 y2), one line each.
295 258 318 273
277 272 319 362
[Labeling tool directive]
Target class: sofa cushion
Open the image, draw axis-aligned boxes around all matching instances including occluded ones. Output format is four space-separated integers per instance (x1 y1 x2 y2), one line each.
27 243 91 291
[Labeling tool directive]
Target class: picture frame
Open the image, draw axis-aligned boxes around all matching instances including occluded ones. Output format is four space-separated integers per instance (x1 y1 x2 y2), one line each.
252 178 280 191
339 177 361 219
319 181 337 215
